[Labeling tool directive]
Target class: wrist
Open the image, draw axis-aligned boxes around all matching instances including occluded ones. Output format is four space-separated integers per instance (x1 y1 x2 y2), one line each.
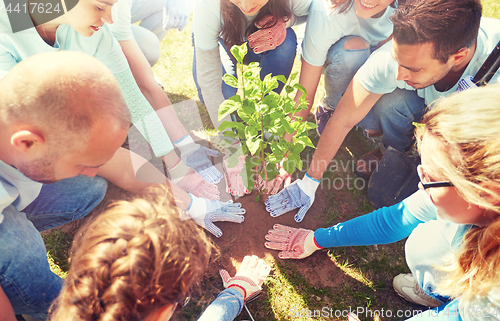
302 173 320 193
228 284 247 300
186 195 206 218
304 231 323 253
174 134 198 155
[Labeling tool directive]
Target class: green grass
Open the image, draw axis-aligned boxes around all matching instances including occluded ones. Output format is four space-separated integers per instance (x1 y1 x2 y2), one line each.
42 4 500 320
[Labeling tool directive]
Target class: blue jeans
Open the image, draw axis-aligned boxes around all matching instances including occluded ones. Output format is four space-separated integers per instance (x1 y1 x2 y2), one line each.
0 175 107 318
193 27 297 103
323 36 372 110
357 88 426 152
197 288 244 321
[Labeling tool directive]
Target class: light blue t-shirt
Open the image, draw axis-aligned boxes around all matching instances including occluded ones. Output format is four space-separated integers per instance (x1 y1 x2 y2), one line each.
193 0 311 50
109 0 134 42
0 2 128 74
302 0 395 67
356 17 500 105
0 159 42 225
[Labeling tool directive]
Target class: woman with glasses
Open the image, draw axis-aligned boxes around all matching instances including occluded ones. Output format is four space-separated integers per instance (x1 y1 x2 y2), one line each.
48 186 270 321
264 84 500 320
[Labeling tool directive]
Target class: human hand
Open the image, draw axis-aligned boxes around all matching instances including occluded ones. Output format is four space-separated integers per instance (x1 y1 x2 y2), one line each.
219 255 271 300
186 196 245 237
247 15 286 54
254 162 292 195
175 134 223 184
169 161 220 200
163 0 193 31
224 155 251 197
264 224 322 259
265 173 320 222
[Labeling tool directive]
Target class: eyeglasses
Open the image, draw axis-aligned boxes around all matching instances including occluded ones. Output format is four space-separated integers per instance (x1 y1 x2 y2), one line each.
417 165 454 189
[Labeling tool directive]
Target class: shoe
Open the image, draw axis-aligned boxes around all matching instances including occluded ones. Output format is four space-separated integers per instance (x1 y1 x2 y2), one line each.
314 103 335 136
355 147 384 179
393 273 442 308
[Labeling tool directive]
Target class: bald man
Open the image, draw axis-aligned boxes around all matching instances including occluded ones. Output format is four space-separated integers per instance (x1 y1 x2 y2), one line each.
0 51 131 320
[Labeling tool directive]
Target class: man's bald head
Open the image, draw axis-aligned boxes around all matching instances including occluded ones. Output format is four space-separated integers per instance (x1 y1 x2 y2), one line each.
0 51 130 152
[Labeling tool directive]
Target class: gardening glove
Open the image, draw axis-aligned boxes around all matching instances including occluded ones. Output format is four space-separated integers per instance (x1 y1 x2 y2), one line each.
219 255 271 301
247 15 287 54
224 155 251 197
163 0 193 31
456 75 477 92
265 173 320 222
254 162 292 195
186 195 245 237
175 134 223 184
264 224 323 259
168 159 220 200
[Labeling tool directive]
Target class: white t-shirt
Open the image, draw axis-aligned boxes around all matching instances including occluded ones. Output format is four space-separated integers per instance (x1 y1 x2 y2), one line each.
356 17 500 105
302 0 395 67
0 159 42 224
109 0 134 42
193 0 312 50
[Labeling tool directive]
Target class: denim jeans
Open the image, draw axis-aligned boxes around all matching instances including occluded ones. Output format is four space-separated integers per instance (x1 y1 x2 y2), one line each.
323 36 372 110
357 88 426 152
193 27 298 104
0 175 108 318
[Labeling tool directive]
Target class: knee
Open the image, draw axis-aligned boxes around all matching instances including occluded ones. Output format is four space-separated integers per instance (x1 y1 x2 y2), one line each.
274 28 297 57
343 37 369 50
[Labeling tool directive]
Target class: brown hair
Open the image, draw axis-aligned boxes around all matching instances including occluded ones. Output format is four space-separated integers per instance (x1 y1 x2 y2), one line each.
391 0 482 63
220 0 292 48
49 186 214 321
415 84 500 301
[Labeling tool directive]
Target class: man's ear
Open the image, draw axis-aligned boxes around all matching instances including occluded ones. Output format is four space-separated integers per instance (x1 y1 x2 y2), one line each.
449 47 471 66
10 130 46 154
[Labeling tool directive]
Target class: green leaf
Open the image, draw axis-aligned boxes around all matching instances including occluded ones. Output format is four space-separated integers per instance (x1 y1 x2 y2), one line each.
223 74 239 88
218 120 238 132
218 96 241 121
275 74 287 84
227 154 239 168
285 84 294 94
223 130 237 138
283 159 296 175
305 121 318 130
245 126 258 139
293 83 307 96
281 117 295 135
246 137 262 155
248 62 260 69
230 43 248 64
289 72 298 81
294 136 315 148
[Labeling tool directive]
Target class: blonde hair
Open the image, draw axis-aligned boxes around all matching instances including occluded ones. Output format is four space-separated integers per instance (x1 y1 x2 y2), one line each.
49 186 214 321
415 84 500 301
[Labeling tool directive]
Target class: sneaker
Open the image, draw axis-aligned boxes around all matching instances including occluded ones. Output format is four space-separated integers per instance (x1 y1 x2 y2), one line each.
393 273 442 308
314 102 335 136
355 147 384 179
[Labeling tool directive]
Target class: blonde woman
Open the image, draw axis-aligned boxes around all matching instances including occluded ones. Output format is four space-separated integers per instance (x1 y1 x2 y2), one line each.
49 187 270 321
265 84 500 320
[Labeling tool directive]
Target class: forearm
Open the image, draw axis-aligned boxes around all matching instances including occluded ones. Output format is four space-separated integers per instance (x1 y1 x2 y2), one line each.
97 148 192 210
120 39 189 142
314 194 425 248
0 286 16 321
195 46 228 128
197 288 244 321
307 78 382 180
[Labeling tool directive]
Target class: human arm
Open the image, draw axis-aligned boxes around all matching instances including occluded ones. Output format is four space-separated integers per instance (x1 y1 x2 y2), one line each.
291 59 324 124
198 255 271 321
307 77 382 180
0 286 16 321
118 39 188 142
265 190 436 258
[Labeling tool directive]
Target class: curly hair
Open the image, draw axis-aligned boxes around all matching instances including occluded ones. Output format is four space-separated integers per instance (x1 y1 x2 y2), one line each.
415 84 500 301
220 0 292 48
48 186 214 321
